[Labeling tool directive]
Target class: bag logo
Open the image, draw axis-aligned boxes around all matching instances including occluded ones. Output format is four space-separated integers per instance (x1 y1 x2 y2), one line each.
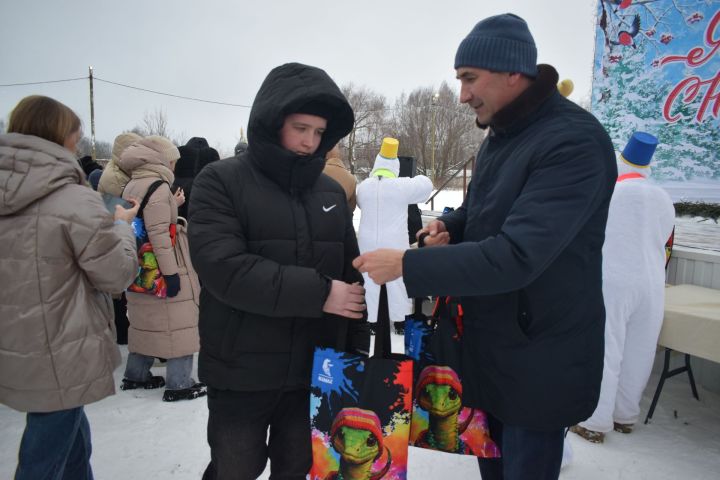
318 358 334 384
322 204 337 212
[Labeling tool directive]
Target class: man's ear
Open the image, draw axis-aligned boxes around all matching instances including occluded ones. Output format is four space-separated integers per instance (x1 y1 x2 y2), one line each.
507 72 523 85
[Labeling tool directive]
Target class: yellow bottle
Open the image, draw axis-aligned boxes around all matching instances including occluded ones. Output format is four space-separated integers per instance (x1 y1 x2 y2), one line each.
371 137 400 178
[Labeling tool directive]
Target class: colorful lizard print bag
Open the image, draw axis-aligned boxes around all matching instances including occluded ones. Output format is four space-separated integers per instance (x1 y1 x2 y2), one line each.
404 296 500 458
310 285 413 480
127 180 175 298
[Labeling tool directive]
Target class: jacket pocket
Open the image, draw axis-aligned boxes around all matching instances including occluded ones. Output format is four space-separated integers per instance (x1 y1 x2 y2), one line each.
467 293 530 345
517 290 531 336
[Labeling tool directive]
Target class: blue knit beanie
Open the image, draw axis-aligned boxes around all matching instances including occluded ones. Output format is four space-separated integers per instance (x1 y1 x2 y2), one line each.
455 13 538 77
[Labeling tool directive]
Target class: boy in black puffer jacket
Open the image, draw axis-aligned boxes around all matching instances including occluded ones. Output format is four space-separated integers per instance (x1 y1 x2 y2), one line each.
189 62 369 480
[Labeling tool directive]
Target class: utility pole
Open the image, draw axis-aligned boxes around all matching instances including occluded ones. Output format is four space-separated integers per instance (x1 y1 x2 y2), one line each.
88 66 96 160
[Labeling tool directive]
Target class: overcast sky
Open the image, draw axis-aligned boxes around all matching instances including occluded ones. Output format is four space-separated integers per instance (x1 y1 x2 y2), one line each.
0 0 599 155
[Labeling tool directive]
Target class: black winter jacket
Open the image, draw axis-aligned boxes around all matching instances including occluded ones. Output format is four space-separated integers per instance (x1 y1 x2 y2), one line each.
188 63 366 391
404 65 617 430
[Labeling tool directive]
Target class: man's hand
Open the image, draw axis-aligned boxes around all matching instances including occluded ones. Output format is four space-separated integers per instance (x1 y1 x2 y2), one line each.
352 249 404 285
114 198 140 223
416 220 450 247
174 188 186 207
323 280 366 319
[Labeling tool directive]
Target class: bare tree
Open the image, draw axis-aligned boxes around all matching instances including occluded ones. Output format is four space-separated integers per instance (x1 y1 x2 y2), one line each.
77 137 112 159
390 82 482 186
212 140 233 160
432 82 485 185
174 131 188 147
577 95 592 112
141 108 169 137
131 108 170 138
340 84 388 176
390 88 432 177
131 108 187 145
0 119 5 134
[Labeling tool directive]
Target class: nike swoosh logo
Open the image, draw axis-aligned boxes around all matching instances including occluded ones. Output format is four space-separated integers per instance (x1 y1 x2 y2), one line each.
322 204 337 212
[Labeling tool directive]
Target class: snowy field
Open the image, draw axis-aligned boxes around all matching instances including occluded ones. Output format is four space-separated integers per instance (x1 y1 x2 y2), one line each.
1 342 720 480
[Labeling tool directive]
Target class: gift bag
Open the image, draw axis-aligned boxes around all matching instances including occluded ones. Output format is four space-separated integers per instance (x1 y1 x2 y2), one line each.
310 285 413 480
127 180 174 298
404 295 500 458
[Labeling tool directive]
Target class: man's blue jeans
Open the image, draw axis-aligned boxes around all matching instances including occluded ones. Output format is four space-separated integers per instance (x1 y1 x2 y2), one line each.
477 413 564 480
15 406 94 480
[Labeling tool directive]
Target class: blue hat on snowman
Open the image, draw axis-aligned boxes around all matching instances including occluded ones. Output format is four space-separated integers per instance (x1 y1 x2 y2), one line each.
620 132 658 167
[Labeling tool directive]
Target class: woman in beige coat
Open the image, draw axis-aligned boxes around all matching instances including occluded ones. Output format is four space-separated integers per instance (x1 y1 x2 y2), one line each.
118 136 204 402
0 95 139 479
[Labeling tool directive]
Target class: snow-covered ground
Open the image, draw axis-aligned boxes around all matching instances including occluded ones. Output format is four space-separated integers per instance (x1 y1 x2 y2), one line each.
658 179 720 204
2 342 719 479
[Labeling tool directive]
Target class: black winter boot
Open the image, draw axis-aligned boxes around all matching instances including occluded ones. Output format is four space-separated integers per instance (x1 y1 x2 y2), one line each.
120 375 166 390
162 382 207 402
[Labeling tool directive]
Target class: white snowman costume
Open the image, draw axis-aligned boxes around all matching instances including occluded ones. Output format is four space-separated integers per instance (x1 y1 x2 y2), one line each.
579 133 675 433
357 149 433 323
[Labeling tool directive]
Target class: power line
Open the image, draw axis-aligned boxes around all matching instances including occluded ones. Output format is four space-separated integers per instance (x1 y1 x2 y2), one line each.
0 77 86 87
94 77 252 108
0 74 475 119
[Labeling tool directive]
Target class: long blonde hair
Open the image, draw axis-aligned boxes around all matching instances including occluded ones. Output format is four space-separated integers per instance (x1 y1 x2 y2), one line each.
7 95 81 147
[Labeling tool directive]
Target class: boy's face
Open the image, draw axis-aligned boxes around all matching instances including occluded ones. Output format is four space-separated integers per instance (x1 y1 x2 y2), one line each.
279 113 327 156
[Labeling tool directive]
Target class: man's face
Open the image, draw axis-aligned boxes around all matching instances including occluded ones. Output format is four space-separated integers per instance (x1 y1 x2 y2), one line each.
456 67 517 125
279 113 327 156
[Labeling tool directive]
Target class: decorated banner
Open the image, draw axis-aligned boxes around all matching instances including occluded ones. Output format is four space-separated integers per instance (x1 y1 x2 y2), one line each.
592 0 720 181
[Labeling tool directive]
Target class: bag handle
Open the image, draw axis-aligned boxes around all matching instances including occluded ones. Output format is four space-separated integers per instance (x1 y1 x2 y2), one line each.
137 180 168 219
373 284 392 359
413 232 430 313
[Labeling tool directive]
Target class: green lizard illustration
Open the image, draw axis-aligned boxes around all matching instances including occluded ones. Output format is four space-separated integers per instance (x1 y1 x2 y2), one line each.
415 366 474 453
326 408 391 480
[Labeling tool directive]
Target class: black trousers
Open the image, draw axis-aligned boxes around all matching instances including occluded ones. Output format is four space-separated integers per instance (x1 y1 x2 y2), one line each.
477 413 564 480
112 293 128 345
202 387 312 480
